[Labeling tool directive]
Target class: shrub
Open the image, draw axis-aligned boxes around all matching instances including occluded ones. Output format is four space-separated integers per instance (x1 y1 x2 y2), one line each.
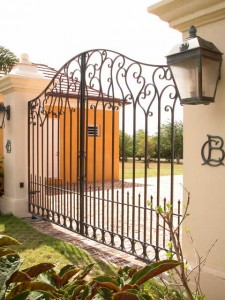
0 234 181 299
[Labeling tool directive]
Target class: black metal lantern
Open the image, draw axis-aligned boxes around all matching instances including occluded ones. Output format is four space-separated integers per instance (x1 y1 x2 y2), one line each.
0 103 10 128
166 26 223 105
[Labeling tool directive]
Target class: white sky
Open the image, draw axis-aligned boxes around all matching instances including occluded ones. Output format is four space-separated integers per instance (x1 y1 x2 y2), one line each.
1 0 181 69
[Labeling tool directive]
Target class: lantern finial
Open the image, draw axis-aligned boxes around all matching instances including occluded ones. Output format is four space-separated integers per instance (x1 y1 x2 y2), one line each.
189 26 197 38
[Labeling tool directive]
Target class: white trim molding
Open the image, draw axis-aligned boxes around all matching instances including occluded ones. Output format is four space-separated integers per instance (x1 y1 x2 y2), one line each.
148 0 225 32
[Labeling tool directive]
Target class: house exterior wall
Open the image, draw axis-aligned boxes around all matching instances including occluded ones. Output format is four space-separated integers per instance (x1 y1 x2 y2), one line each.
60 106 119 183
148 1 225 298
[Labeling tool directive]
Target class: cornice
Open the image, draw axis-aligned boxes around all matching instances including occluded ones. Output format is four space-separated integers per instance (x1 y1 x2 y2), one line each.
0 75 50 95
148 0 225 32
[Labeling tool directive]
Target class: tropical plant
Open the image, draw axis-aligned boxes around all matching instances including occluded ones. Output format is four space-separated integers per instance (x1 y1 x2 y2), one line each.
0 46 18 74
0 234 182 299
0 234 94 299
80 260 182 299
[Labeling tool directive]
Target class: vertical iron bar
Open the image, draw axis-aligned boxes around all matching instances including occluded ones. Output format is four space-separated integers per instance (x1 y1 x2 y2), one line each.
156 95 161 261
116 190 119 234
143 115 148 257
177 200 181 241
170 108 175 207
150 196 153 244
102 101 106 235
163 198 166 248
132 104 136 253
98 187 100 227
28 102 31 212
138 194 141 240
93 106 97 238
107 189 109 230
111 104 115 245
121 98 126 249
79 52 86 235
127 191 129 236
69 106 73 220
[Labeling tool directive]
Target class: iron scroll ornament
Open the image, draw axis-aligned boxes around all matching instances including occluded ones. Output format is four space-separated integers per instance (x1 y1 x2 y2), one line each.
201 135 225 167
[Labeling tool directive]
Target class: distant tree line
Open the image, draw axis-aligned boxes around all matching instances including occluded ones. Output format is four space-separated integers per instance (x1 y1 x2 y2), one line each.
119 121 183 164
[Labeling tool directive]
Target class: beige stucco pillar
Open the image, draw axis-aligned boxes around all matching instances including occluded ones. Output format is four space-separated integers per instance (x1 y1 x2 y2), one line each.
0 55 49 218
148 1 225 299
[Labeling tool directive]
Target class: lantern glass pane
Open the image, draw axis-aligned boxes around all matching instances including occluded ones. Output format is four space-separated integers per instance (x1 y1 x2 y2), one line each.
170 58 199 100
202 57 220 97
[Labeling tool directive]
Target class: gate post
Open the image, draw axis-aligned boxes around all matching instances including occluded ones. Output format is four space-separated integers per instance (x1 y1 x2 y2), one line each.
0 54 50 217
148 1 225 299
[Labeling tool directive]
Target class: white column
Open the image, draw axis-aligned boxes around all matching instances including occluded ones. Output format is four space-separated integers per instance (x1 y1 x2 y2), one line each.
148 1 225 299
0 54 50 217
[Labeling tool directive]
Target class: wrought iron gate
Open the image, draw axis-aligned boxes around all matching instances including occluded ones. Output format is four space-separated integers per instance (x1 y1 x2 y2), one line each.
28 49 182 262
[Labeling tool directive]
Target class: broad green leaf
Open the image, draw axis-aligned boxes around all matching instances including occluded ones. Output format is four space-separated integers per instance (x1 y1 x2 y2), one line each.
0 248 17 258
93 275 118 286
0 235 21 247
80 285 93 300
74 263 95 281
59 264 75 277
64 280 85 293
156 206 163 214
93 281 120 293
0 253 21 299
21 263 55 278
122 284 137 291
6 291 30 300
38 272 59 287
130 260 182 285
61 267 80 286
5 281 58 300
67 285 86 299
96 287 113 299
10 290 54 300
128 268 138 278
6 270 31 285
113 291 140 300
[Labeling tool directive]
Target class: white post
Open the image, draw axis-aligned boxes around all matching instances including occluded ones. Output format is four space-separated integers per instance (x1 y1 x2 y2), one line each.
0 54 50 217
148 1 225 299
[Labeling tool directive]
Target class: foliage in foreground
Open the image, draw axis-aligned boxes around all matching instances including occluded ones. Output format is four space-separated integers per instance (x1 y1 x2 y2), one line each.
0 234 181 300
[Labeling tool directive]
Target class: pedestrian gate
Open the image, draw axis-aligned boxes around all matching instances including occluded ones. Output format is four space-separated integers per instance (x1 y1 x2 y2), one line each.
28 49 182 262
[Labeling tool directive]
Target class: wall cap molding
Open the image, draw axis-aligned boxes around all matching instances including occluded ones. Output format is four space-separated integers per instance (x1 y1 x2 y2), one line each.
148 0 225 32
0 75 50 95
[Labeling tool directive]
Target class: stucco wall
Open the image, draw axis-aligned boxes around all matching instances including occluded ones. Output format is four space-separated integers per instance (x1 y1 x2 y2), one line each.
148 1 225 298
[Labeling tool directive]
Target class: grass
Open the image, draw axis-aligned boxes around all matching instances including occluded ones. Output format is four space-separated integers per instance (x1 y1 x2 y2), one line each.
0 214 116 276
119 160 183 179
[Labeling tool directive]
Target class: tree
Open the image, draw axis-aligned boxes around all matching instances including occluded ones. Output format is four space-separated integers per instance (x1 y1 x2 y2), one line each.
159 120 183 163
119 131 133 161
0 46 18 74
136 129 156 162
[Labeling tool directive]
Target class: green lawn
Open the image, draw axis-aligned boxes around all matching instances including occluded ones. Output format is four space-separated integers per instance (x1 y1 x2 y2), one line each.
119 160 183 179
0 214 115 276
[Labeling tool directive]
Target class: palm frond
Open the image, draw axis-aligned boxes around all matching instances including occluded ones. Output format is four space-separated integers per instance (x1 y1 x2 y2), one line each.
0 46 19 74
